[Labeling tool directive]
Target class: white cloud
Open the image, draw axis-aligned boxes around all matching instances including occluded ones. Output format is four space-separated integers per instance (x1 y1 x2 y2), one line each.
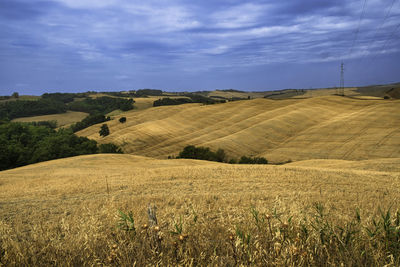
123 3 201 33
201 45 231 55
211 3 269 29
54 0 119 9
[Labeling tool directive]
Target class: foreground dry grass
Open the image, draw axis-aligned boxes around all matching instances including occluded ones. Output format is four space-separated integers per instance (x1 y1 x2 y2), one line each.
12 111 88 127
78 96 400 163
1 154 399 265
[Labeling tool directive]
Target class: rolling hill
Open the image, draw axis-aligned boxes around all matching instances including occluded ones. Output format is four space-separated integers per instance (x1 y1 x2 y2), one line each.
1 154 399 265
78 96 400 163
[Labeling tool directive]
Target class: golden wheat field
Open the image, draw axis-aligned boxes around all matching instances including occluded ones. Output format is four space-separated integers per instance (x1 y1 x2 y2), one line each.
1 154 400 265
2 96 400 265
78 96 400 163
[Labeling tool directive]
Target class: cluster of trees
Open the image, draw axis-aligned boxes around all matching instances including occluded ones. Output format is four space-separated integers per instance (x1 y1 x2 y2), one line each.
176 145 268 164
0 122 123 171
177 145 227 162
71 114 110 133
153 94 225 107
0 99 67 120
0 93 133 121
153 98 193 107
237 156 268 164
42 92 88 103
186 93 225 104
68 97 133 132
68 96 134 114
135 89 163 97
99 124 110 137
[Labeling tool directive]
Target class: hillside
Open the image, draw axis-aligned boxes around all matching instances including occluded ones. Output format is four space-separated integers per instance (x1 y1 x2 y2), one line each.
78 96 400 163
1 154 399 265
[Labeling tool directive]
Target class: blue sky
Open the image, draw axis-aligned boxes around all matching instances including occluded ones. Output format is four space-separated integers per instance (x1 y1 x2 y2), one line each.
0 0 399 94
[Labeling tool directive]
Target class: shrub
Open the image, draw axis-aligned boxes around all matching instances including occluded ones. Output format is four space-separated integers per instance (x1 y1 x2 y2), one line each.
99 124 110 137
178 145 226 162
119 117 127 123
239 156 268 164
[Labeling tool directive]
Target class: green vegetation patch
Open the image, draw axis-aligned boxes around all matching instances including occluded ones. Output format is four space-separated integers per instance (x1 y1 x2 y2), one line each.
0 99 67 120
0 122 122 171
176 145 268 164
68 96 134 115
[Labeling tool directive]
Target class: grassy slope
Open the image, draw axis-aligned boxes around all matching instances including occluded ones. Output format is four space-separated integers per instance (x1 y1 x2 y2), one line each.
1 155 399 260
1 154 398 210
1 154 399 234
78 96 400 163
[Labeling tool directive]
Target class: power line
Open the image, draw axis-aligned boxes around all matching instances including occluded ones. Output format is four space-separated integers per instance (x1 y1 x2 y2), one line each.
360 0 398 62
381 21 400 51
340 62 345 96
348 0 368 57
338 0 367 95
365 20 400 66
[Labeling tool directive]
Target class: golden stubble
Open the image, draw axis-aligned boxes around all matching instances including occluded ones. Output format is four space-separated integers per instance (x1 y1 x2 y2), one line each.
0 154 399 265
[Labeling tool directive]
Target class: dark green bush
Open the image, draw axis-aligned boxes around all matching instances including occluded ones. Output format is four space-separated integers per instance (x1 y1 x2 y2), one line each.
178 145 226 162
99 124 110 137
238 156 268 164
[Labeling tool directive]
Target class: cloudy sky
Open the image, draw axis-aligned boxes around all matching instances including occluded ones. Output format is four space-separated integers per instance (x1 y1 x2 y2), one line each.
0 0 399 94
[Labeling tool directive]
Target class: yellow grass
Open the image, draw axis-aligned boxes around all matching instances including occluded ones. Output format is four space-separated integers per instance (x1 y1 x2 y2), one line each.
78 96 400 163
3 95 400 265
12 111 88 127
0 154 399 265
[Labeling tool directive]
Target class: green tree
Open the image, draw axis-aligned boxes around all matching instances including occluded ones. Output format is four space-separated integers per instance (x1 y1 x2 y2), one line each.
99 124 110 137
12 92 19 98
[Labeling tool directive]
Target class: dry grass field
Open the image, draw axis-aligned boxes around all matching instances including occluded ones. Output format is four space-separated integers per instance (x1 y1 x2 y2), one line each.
12 111 88 127
2 94 400 265
78 96 400 163
1 154 399 265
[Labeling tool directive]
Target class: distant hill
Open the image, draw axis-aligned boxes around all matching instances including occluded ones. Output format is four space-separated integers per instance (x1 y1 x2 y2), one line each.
78 95 400 163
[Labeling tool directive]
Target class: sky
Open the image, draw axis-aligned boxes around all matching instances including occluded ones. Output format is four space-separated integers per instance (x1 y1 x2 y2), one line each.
0 0 399 95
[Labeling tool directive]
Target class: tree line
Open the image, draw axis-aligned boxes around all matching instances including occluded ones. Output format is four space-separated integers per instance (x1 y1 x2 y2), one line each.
0 93 135 133
176 145 268 164
0 122 122 171
153 94 226 107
